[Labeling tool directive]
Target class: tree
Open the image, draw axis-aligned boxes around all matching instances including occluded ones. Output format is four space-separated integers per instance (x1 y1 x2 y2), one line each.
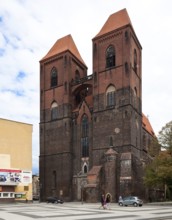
148 137 161 157
144 121 172 200
144 151 172 187
158 121 172 154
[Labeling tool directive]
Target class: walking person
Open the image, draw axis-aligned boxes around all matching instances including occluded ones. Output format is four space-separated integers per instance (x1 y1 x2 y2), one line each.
99 194 106 209
105 193 112 210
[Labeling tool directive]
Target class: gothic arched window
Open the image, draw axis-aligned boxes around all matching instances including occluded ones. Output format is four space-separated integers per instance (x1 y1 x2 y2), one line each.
83 164 88 174
64 55 67 66
106 85 116 107
75 70 80 82
134 49 137 73
52 170 56 189
51 101 58 120
81 114 89 157
134 87 137 96
51 67 57 87
106 45 115 68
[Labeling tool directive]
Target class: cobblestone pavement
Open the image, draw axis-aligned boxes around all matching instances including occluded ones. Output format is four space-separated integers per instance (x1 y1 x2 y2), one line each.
0 202 172 220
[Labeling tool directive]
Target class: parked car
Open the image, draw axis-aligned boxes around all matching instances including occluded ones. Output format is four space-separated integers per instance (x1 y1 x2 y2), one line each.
46 197 64 204
118 196 143 207
33 195 39 201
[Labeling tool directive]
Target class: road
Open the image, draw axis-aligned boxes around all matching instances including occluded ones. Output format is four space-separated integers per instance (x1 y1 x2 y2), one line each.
0 201 172 220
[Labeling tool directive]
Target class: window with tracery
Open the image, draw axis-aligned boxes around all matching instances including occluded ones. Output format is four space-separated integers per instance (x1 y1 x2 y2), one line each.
81 114 89 157
51 102 58 120
106 85 116 107
106 45 115 68
51 67 57 87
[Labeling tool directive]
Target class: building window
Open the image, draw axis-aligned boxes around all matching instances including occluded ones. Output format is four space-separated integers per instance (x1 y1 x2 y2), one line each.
106 85 116 107
134 87 137 96
143 133 146 148
106 45 115 68
51 102 58 120
3 193 9 197
83 164 88 174
125 31 129 41
53 170 56 189
64 81 67 92
81 114 89 157
94 72 97 84
51 67 58 87
125 62 129 74
94 43 97 55
109 136 113 147
64 55 67 66
10 193 13 197
134 87 137 108
24 186 29 191
134 49 137 73
1 192 14 198
75 70 80 82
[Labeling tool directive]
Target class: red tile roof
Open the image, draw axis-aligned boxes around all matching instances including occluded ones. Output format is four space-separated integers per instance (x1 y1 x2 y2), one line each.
40 34 86 66
87 166 102 175
105 148 117 155
142 113 155 136
94 8 133 38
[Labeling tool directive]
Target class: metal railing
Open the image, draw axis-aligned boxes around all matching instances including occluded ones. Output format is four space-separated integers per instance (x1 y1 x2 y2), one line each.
71 74 93 86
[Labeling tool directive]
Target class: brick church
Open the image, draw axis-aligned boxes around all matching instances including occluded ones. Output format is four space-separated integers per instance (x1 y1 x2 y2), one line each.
39 8 155 202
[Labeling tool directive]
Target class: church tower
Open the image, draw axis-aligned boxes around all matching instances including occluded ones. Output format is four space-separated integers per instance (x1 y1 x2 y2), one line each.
40 9 151 202
39 35 87 201
92 8 142 197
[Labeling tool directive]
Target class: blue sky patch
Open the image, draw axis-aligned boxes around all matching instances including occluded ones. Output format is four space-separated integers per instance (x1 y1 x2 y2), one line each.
15 90 25 96
3 34 9 44
17 71 26 80
0 48 5 56
2 88 25 97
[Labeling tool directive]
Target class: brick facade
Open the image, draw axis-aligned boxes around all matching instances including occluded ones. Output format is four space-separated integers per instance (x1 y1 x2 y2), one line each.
39 9 155 202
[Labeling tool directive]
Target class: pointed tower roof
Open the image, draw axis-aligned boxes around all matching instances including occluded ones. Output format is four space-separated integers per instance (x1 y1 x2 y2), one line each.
40 34 86 66
94 8 133 39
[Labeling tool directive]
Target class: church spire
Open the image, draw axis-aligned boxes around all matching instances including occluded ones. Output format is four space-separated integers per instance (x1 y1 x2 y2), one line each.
41 34 87 67
94 8 133 39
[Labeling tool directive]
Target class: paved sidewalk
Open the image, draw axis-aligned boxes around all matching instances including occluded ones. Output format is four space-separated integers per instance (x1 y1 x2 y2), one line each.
0 201 172 220
147 201 172 206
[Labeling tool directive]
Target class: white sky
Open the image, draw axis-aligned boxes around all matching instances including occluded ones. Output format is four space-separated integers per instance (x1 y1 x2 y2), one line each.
0 0 172 173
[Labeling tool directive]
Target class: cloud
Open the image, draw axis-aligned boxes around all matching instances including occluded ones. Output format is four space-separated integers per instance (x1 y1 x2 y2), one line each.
0 0 172 173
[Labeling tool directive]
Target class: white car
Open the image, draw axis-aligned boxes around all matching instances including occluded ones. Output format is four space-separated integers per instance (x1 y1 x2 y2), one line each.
118 196 143 207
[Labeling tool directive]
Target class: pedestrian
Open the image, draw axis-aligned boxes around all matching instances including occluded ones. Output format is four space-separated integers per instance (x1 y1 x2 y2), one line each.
99 194 106 209
105 193 112 209
119 195 122 200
